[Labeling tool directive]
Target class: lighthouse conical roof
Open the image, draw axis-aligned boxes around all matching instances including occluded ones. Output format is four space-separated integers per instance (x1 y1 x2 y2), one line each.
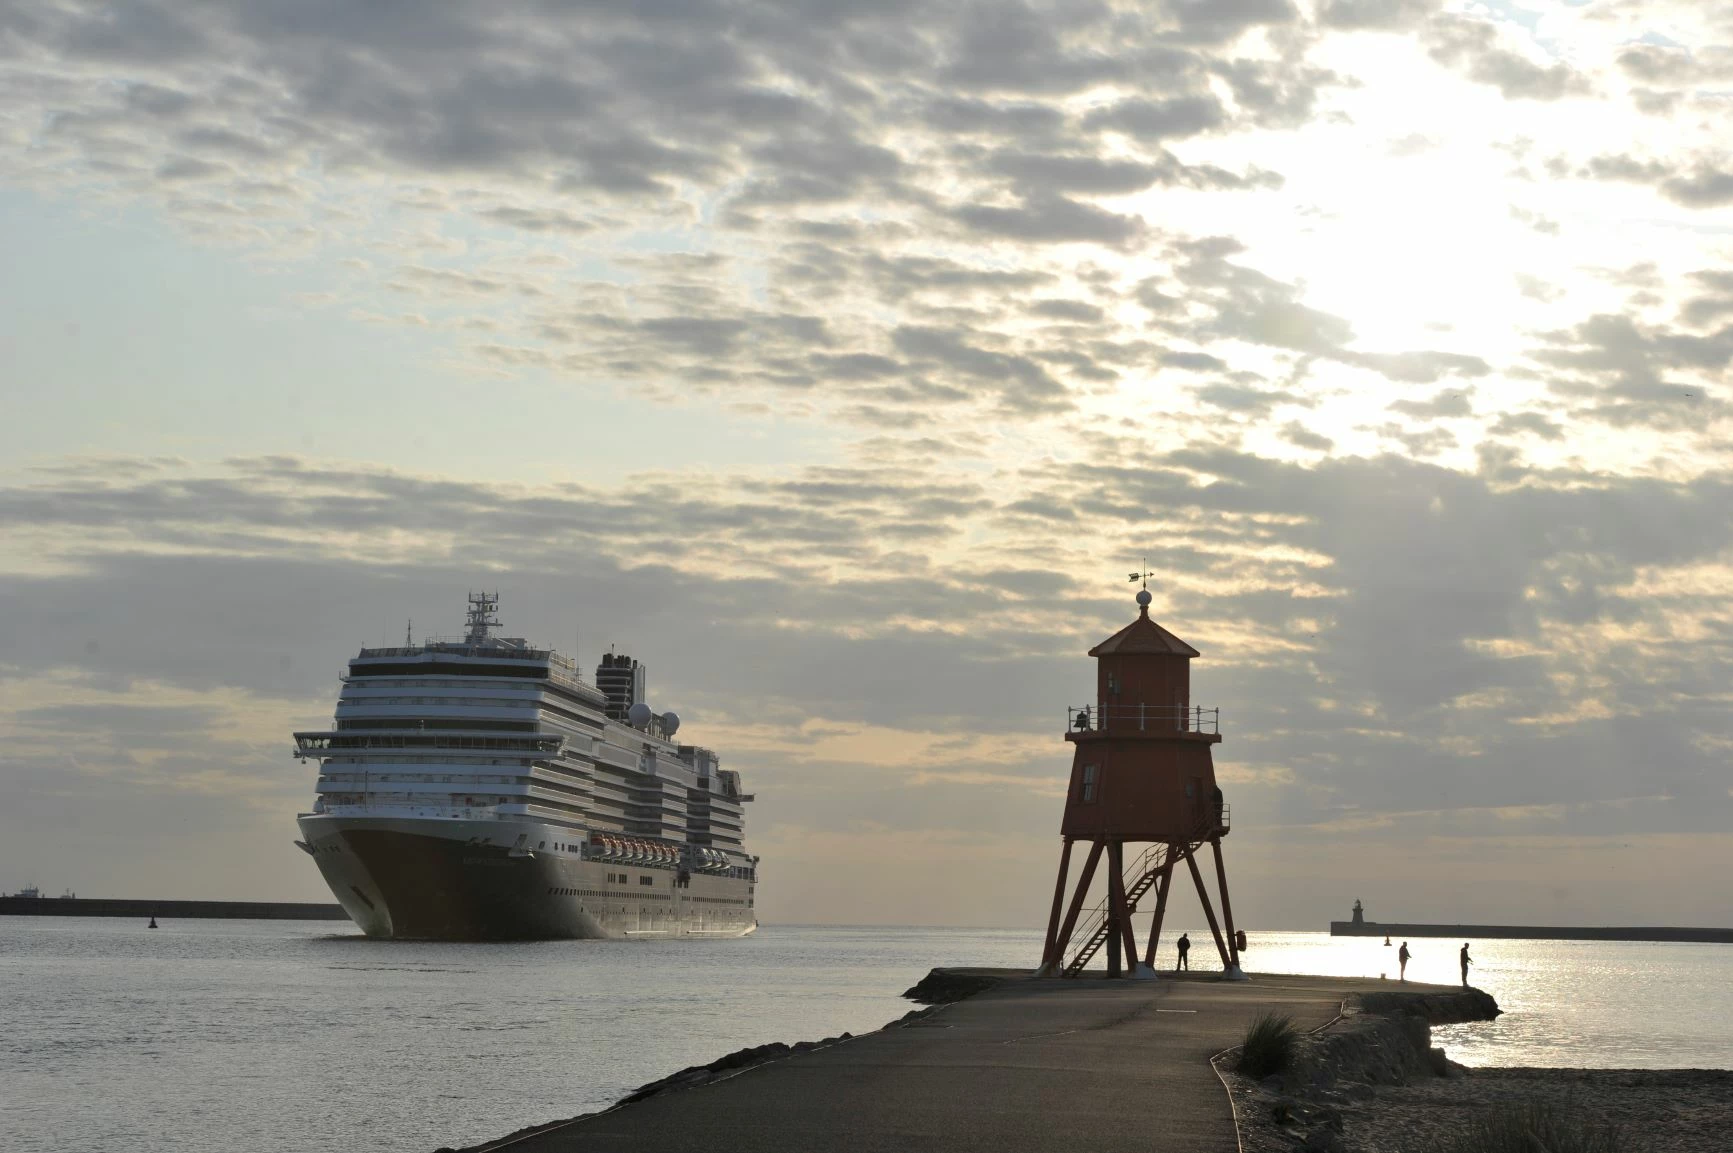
1088 607 1200 657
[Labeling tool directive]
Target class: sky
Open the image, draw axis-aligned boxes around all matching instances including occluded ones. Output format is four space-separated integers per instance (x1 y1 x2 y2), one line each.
1 0 1731 933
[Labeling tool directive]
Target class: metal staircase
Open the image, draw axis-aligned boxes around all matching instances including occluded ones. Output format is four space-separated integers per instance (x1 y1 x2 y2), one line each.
1058 806 1232 975
1063 842 1174 975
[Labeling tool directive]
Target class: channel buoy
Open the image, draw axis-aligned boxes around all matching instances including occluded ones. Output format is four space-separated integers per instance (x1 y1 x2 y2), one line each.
148 916 158 929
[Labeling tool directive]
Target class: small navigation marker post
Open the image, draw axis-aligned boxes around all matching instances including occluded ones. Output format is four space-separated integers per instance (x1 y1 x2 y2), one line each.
1038 572 1246 980
148 914 158 929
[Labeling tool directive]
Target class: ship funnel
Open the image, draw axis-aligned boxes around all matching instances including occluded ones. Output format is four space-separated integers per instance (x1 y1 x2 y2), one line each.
598 652 646 721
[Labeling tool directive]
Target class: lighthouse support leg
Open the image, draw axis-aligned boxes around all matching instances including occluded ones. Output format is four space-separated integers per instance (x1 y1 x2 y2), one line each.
1210 837 1247 980
1142 855 1175 968
1106 841 1144 977
1039 838 1076 973
1184 848 1233 975
1105 842 1125 977
1048 840 1103 976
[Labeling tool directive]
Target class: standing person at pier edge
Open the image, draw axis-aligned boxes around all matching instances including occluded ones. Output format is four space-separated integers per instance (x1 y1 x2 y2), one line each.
1176 932 1191 971
1398 941 1411 982
1460 943 1472 987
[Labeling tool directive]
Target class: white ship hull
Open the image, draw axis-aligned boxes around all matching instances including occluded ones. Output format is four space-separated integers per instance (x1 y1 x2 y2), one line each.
299 814 757 941
294 595 759 942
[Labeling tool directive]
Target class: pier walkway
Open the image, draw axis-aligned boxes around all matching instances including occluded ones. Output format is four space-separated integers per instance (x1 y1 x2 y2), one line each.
477 971 1450 1153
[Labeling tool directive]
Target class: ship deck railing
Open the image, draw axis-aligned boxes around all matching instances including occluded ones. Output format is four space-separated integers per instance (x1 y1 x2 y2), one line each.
294 732 565 757
344 644 588 681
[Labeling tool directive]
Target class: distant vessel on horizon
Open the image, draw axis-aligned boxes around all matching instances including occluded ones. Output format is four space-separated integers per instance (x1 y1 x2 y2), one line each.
3 885 76 900
293 592 758 941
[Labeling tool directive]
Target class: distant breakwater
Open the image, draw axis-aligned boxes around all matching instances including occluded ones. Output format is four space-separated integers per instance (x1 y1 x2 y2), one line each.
0 896 348 920
1331 921 1733 943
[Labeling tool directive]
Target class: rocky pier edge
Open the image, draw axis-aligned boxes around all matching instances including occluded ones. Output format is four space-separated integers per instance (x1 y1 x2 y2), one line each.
1213 986 1502 1153
901 964 1025 1005
445 1000 955 1153
448 969 1015 1151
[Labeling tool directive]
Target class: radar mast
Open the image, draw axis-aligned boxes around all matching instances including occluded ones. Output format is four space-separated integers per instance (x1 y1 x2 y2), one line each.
464 591 501 645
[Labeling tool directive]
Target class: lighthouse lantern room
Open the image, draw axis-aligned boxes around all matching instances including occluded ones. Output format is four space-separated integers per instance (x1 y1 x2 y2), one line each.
1038 581 1245 979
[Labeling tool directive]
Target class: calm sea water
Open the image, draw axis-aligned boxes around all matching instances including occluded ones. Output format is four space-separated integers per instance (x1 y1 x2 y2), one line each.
3 918 1729 1153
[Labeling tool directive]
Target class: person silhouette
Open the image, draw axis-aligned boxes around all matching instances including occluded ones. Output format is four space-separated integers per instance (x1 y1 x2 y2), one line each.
1398 941 1410 981
1176 932 1191 971
1459 943 1472 987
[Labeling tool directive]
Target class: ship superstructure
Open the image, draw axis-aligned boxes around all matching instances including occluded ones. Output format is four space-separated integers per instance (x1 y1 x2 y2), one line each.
293 592 757 940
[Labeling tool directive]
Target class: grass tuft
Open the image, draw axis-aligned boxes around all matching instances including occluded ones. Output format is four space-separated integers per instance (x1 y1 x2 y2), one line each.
1420 1099 1631 1153
1236 1011 1297 1079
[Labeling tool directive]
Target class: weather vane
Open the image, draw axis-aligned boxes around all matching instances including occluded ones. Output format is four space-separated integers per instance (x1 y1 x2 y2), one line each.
1128 558 1155 590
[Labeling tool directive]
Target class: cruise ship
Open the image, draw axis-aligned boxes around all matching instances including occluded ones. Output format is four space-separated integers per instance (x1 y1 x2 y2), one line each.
293 592 757 940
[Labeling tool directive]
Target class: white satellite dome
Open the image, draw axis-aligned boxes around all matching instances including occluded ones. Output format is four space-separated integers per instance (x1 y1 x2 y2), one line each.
627 701 653 727
661 711 680 736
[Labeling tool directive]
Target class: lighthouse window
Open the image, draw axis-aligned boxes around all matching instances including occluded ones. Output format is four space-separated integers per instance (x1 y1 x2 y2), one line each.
1080 764 1098 803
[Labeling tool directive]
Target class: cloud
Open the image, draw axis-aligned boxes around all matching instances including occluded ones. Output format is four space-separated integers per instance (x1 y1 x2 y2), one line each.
1280 421 1333 451
1422 14 1590 101
0 0 1353 425
1489 411 1563 441
1389 388 1473 420
1614 44 1733 88
1683 272 1733 329
1580 155 1733 209
1660 166 1733 209
890 325 1070 414
1317 0 1441 32
1528 312 1733 429
949 194 1150 248
1196 383 1306 416
1163 239 1492 383
1082 94 1227 140
1166 0 1298 46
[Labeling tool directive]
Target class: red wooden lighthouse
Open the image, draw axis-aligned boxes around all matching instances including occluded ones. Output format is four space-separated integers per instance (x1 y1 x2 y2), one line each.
1038 579 1245 979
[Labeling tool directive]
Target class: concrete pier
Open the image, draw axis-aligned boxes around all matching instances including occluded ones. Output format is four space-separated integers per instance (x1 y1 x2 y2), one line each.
1330 919 1733 943
464 971 1492 1153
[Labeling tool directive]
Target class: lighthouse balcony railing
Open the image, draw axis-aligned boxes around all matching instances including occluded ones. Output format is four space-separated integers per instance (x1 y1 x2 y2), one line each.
1067 704 1219 734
